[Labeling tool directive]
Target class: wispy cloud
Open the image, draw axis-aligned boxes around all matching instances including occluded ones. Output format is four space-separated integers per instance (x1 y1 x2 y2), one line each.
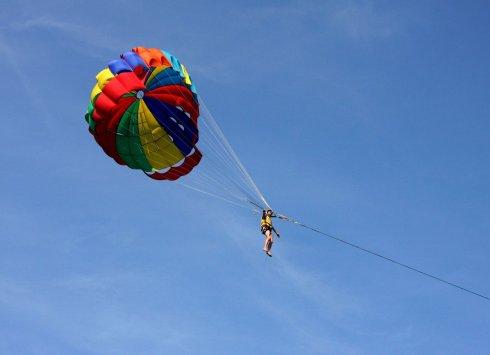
274 257 365 318
189 1 413 84
9 16 124 56
253 295 360 354
0 34 54 132
0 14 129 134
238 1 408 41
0 273 193 354
329 2 402 40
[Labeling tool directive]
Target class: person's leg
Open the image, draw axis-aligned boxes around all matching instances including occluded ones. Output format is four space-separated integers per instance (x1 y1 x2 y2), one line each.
263 229 270 252
264 230 273 256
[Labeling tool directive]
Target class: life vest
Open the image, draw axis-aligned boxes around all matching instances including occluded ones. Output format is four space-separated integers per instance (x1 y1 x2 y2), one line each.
261 215 272 228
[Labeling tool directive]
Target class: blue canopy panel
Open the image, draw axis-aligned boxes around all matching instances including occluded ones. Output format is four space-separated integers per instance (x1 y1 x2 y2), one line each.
146 68 185 91
144 97 198 156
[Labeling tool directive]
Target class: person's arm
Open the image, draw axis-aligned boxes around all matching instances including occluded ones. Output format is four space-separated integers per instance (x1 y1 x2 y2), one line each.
272 226 280 238
270 212 280 236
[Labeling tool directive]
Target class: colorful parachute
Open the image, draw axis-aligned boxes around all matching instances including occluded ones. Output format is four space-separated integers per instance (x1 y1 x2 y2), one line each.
85 46 201 180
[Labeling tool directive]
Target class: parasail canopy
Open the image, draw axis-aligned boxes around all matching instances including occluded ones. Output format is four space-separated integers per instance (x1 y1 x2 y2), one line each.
85 46 201 181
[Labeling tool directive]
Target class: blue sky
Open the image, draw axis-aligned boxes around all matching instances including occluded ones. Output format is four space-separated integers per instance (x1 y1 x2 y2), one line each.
0 1 489 354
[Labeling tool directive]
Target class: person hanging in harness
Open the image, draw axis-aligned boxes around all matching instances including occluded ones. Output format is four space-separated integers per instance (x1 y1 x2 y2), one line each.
261 209 280 257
